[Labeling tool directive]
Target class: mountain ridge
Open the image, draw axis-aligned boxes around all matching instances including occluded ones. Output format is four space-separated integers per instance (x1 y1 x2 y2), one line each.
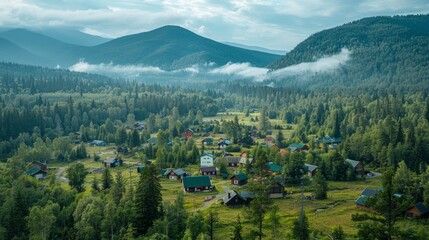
0 26 280 70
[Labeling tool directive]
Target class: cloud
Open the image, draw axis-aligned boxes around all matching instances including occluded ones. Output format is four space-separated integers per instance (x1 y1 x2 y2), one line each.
67 48 351 81
69 61 165 78
2 1 429 50
270 48 351 78
209 62 268 81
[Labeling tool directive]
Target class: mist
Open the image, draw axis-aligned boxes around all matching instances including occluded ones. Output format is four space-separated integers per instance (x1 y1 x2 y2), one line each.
68 48 351 82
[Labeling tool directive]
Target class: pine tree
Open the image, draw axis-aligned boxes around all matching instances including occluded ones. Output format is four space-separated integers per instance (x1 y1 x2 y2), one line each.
313 170 328 199
292 207 310 240
102 167 113 190
331 226 346 240
231 215 243 240
134 162 162 236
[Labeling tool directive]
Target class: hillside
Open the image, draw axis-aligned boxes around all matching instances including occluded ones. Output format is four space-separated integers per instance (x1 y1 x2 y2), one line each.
0 26 279 70
0 29 87 67
86 25 280 69
268 15 429 92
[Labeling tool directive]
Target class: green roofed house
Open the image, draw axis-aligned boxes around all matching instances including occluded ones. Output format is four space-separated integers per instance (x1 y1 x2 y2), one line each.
182 176 212 192
230 173 248 186
288 143 309 152
318 136 345 149
26 168 48 180
266 163 282 174
147 137 157 145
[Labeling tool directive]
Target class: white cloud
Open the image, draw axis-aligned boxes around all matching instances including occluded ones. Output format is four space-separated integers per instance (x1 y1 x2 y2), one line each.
67 48 351 81
2 0 429 50
209 62 268 81
69 61 165 78
270 48 351 77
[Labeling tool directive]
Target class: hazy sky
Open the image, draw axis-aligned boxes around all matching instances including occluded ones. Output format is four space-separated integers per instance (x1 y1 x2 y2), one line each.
1 0 429 50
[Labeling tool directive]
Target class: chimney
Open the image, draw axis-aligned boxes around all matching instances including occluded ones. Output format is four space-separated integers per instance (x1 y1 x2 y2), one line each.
228 192 231 199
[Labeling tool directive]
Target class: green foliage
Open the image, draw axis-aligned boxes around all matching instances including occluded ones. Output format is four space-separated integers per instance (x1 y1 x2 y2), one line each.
184 212 207 240
66 163 88 192
331 226 346 240
102 167 113 190
292 209 310 240
284 152 306 182
134 162 162 236
27 203 57 240
313 170 328 200
231 215 243 240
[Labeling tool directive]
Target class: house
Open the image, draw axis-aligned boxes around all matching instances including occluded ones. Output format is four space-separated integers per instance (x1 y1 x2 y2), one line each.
239 157 253 167
218 139 231 149
103 157 123 167
29 161 48 171
405 202 429 219
268 178 286 198
305 164 318 177
266 163 282 174
268 143 280 151
90 140 107 147
200 153 214 167
202 138 214 146
355 188 379 210
225 156 241 167
240 151 248 158
200 166 217 176
265 136 275 143
288 143 309 152
117 146 129 155
183 176 212 192
147 137 157 145
164 168 188 180
230 173 248 186
345 159 365 175
26 168 48 180
318 136 344 148
239 191 255 203
181 131 194 139
134 121 145 131
223 190 247 207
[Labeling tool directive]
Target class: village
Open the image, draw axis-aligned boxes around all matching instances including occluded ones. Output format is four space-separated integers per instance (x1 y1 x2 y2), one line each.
21 111 429 239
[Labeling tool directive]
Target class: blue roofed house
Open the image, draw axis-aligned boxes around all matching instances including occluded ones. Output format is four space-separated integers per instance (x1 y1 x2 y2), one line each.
289 143 309 152
304 163 318 177
345 159 365 175
355 188 380 210
164 168 188 180
90 140 107 146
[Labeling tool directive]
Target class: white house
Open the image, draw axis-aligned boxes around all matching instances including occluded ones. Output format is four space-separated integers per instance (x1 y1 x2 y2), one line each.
200 153 214 167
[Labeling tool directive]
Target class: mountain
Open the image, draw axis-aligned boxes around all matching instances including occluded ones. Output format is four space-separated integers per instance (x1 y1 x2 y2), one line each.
223 42 287 55
0 38 49 65
0 29 87 67
268 15 429 92
36 28 111 46
0 26 279 70
85 25 280 69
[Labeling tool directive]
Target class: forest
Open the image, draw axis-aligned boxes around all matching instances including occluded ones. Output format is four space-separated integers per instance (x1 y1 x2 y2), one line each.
1 61 429 239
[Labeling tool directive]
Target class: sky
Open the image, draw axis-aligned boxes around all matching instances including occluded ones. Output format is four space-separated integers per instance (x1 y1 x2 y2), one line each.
1 0 429 50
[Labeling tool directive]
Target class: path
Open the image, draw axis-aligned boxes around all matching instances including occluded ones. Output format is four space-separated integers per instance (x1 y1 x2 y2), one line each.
56 167 68 183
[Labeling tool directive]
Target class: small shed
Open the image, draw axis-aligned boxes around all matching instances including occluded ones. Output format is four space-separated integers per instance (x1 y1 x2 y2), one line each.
202 138 214 146
103 157 123 168
200 166 217 176
230 173 248 186
405 202 429 219
183 176 212 192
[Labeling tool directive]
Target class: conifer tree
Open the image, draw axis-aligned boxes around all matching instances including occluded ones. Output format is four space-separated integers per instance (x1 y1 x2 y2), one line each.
134 162 162 236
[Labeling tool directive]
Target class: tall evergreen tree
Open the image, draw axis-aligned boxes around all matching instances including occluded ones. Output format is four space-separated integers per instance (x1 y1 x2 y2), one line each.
102 167 114 190
134 162 162 236
231 215 243 240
